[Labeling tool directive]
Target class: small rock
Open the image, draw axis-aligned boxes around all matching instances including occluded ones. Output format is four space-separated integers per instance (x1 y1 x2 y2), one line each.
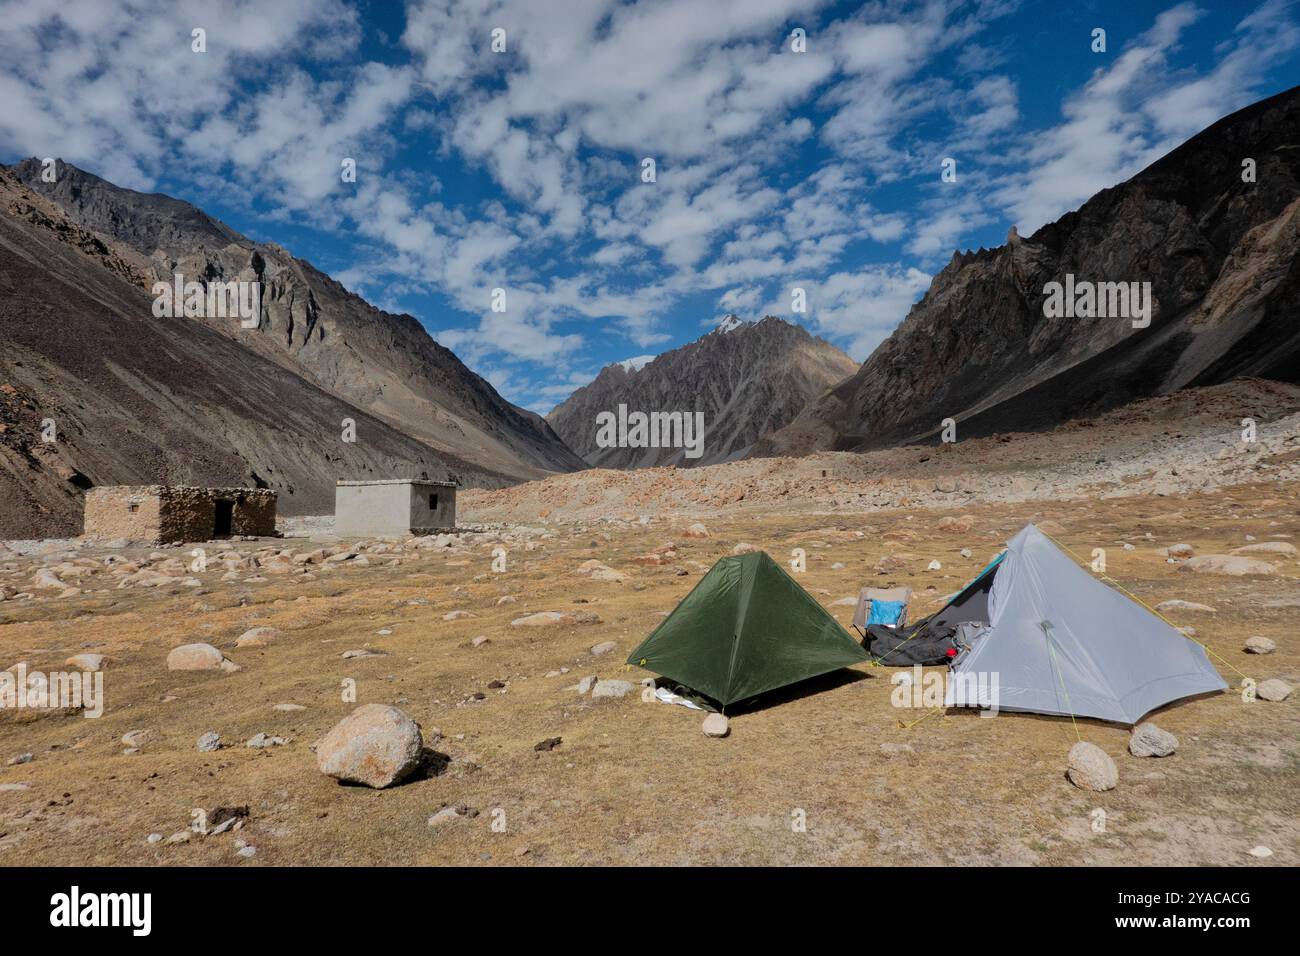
235 627 278 647
442 610 475 621
246 733 288 748
702 714 730 738
1154 600 1217 613
272 703 306 711
1248 845 1273 858
1165 543 1195 559
936 515 974 533
590 640 618 657
236 845 257 858
1232 541 1298 556
574 560 625 582
574 675 598 696
879 742 915 756
427 803 477 826
166 643 226 671
165 831 191 844
534 736 562 752
1182 555 1277 576
1129 722 1177 757
683 523 710 538
511 610 600 627
196 732 221 753
1066 741 1118 791
146 833 163 844
591 679 633 700
1256 679 1293 702
470 635 491 647
7 753 33 766
1244 636 1276 655
64 653 107 671
121 729 153 749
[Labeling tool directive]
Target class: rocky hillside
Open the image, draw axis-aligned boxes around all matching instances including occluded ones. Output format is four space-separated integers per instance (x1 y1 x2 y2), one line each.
6 159 585 481
548 316 857 467
758 84 1300 457
470 378 1300 523
0 166 514 538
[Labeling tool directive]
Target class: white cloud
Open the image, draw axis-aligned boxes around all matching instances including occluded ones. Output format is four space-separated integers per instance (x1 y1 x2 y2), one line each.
991 2 1298 234
763 264 933 360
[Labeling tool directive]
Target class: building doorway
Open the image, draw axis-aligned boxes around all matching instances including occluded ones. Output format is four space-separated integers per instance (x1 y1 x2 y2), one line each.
213 500 235 538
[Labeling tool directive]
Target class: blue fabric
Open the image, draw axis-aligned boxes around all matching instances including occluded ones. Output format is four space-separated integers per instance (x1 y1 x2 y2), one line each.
867 599 906 626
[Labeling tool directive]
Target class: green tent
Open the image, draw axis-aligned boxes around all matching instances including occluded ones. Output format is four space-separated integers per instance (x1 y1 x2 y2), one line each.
626 551 870 709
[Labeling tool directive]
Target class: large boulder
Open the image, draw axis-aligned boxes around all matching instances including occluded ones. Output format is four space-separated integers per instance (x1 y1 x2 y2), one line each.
1066 742 1118 791
316 704 423 789
166 643 226 671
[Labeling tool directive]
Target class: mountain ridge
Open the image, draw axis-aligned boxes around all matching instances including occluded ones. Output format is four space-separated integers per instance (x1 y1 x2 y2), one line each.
547 315 857 468
756 84 1300 457
7 158 585 481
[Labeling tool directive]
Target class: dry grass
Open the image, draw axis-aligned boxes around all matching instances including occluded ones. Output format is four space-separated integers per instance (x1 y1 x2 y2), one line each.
0 487 1296 866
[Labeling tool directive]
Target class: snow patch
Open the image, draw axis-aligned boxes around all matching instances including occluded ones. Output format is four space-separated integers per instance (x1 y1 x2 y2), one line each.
617 355 655 373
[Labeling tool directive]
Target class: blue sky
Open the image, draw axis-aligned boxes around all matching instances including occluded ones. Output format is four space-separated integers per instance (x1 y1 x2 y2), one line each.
2 0 1298 415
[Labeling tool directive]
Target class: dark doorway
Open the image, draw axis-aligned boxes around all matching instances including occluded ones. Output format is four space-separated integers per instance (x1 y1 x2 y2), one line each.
213 500 235 538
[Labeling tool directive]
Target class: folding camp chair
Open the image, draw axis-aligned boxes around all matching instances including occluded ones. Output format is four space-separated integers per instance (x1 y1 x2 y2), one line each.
850 586 912 639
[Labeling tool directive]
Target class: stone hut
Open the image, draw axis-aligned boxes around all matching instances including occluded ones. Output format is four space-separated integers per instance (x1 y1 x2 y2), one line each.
334 479 457 537
83 486 278 544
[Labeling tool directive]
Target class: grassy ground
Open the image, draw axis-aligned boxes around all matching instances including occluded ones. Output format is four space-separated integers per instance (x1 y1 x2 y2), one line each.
0 487 1296 865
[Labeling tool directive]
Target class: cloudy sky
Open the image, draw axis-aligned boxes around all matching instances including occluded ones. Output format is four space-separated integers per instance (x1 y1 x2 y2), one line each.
1 0 1297 414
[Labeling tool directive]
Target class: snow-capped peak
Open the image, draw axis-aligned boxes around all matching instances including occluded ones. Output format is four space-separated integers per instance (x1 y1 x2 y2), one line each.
714 314 751 334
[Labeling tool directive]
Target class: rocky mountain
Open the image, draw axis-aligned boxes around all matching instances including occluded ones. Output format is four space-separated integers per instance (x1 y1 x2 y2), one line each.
548 316 857 468
757 84 1300 457
6 158 585 481
0 165 570 537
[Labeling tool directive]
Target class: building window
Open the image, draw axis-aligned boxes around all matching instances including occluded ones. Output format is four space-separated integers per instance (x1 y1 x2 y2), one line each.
429 493 438 510
128 503 140 513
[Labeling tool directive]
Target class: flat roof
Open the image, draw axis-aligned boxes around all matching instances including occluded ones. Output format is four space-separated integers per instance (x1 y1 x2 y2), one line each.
336 479 458 488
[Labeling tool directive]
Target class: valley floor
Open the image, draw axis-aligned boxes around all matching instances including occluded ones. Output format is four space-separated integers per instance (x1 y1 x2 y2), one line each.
0 477 1296 865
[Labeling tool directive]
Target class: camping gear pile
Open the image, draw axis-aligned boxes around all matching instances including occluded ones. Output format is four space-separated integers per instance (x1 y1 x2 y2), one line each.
627 524 1228 726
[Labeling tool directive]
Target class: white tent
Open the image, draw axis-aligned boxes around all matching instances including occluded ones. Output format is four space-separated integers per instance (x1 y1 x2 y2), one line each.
945 524 1227 724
